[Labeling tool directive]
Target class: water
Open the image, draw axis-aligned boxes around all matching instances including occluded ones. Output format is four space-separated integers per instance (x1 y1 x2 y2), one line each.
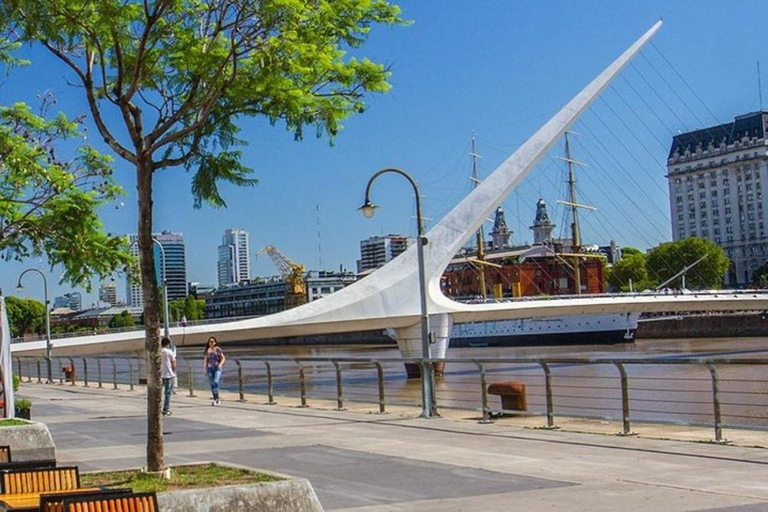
176 336 768 429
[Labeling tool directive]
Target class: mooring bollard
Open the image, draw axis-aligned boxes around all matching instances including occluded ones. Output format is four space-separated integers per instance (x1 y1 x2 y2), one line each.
264 361 276 405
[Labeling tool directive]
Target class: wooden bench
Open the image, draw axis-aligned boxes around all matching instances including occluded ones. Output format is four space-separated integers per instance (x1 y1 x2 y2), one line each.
62 492 158 512
0 487 102 511
40 488 132 512
0 460 56 472
0 466 80 495
0 447 10 464
488 381 528 412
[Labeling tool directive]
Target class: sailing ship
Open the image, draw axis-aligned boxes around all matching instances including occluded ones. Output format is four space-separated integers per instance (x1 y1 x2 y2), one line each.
447 132 639 348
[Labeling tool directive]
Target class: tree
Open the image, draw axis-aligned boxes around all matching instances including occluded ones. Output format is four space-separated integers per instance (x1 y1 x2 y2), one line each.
170 295 205 323
646 237 730 290
5 296 44 337
1 0 405 471
109 310 135 329
0 98 132 287
607 252 653 292
752 261 768 288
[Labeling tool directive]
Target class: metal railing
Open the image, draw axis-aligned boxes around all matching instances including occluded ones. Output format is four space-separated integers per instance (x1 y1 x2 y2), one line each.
12 355 768 442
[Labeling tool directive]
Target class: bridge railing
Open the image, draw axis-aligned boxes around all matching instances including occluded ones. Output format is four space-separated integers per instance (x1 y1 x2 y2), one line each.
12 355 768 442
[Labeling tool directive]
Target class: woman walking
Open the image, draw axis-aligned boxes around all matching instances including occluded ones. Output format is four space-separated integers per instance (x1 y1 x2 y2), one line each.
203 336 226 406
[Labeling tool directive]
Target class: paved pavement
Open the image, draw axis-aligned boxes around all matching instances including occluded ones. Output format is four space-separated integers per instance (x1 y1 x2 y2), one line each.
16 383 768 511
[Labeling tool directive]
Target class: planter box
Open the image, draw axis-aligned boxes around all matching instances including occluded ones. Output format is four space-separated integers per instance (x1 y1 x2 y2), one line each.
0 421 56 462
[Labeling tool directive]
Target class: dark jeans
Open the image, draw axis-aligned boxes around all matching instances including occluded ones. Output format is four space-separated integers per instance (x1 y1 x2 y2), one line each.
162 377 174 412
207 367 221 400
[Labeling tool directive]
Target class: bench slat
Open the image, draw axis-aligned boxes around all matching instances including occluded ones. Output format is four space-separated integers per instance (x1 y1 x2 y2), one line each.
62 492 158 512
1 466 80 495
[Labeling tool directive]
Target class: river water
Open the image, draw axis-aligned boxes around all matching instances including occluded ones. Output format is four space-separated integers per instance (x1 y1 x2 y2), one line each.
177 336 768 429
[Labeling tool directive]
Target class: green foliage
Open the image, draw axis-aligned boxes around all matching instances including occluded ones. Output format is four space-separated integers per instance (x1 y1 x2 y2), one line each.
14 398 31 411
12 375 19 392
751 260 768 288
5 296 44 336
607 252 655 292
621 247 643 257
646 237 730 290
108 310 135 329
170 295 205 322
0 101 133 288
0 419 28 426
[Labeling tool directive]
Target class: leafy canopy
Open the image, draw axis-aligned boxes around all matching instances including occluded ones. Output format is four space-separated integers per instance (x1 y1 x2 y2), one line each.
646 237 730 290
0 99 133 287
2 0 406 207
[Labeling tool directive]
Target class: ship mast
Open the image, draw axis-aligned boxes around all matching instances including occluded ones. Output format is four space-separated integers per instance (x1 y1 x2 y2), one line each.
470 132 488 300
557 131 592 295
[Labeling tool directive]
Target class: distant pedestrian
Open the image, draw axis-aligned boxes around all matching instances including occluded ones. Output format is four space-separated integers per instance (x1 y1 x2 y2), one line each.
161 337 177 416
170 340 178 394
204 336 225 406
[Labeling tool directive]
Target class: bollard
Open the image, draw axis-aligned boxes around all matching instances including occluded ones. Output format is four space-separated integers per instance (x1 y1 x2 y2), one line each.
235 360 245 402
332 361 344 411
66 357 76 386
706 363 726 443
374 361 386 414
476 362 493 424
82 358 89 387
187 365 196 397
97 358 103 388
111 358 118 389
128 359 135 391
614 363 633 436
264 362 276 405
540 362 556 429
296 360 308 408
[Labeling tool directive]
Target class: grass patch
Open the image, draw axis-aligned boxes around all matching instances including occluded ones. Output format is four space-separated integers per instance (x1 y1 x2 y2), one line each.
82 463 278 493
0 419 28 427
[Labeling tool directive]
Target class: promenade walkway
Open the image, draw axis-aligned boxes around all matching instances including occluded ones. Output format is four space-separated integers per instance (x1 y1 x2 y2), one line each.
17 383 768 511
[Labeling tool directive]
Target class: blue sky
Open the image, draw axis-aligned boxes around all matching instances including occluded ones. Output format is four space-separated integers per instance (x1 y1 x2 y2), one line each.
4 1 768 305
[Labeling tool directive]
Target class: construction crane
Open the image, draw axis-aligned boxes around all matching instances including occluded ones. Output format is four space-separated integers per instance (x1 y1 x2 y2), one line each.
257 245 307 308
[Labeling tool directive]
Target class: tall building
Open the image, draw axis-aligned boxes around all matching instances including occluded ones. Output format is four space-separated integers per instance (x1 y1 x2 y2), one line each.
357 235 411 274
530 198 555 245
667 111 768 286
126 231 188 307
98 283 118 306
217 228 251 287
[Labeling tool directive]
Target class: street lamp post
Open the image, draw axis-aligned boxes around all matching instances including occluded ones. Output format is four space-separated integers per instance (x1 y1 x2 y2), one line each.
359 167 436 418
17 269 52 383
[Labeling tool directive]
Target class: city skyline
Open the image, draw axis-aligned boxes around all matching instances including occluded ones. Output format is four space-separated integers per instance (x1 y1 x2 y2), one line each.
5 2 768 304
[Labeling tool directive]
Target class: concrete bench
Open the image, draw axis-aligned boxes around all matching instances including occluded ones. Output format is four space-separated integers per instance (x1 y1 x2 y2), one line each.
488 381 527 412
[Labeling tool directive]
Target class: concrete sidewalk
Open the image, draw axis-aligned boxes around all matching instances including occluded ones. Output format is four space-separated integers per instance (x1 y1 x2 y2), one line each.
15 383 768 511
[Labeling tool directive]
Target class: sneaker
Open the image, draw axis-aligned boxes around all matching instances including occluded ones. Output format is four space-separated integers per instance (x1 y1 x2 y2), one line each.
162 410 172 416
213 399 221 406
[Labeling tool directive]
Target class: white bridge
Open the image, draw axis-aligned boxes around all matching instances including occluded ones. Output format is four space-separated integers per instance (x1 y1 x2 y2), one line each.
12 21 768 357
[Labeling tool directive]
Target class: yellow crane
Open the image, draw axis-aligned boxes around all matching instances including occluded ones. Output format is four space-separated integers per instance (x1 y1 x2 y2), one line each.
257 245 307 308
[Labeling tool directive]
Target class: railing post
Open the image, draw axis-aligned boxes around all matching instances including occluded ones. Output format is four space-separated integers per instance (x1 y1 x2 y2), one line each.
14 357 21 379
187 364 196 397
706 363 726 443
540 362 556 429
128 358 135 391
374 361 386 414
24 359 32 383
614 363 633 436
97 358 103 388
111 357 118 389
235 360 245 402
332 361 344 411
45 356 52 384
264 362 276 405
67 357 76 386
36 359 42 383
58 358 64 385
82 358 89 387
296 360 308 408
476 362 493 424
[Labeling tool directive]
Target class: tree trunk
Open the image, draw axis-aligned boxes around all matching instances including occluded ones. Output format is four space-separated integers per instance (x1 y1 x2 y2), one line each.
137 157 164 471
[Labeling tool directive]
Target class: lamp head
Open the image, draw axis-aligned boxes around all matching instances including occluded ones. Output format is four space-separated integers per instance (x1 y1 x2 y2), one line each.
358 200 378 219
15 282 23 291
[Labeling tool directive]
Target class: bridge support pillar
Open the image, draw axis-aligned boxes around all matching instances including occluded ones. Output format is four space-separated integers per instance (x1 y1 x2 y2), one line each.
394 313 453 378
